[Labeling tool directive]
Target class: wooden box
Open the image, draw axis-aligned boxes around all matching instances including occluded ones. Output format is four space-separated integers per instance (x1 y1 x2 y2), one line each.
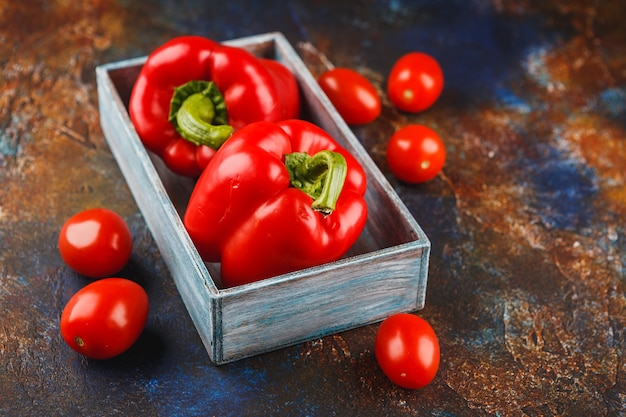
96 32 430 364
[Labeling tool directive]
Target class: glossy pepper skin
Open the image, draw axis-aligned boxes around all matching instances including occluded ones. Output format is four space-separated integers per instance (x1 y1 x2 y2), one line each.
183 119 368 287
129 36 300 177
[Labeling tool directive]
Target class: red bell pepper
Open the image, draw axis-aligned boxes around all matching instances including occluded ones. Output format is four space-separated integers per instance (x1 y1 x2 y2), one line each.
129 36 300 177
183 119 368 287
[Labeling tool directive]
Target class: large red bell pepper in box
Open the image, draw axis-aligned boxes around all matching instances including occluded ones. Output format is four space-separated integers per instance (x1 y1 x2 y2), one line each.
129 36 300 177
183 119 368 287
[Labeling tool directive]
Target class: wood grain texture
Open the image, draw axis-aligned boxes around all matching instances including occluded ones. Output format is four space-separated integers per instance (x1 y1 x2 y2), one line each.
218 247 427 363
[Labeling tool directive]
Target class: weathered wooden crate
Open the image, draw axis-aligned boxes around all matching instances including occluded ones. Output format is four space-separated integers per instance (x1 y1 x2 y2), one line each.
96 32 430 365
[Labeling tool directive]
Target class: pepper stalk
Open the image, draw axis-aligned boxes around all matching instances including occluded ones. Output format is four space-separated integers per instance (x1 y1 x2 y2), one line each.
284 150 348 215
169 80 234 149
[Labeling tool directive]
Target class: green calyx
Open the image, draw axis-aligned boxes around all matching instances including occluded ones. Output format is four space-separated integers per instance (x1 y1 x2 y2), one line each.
169 80 234 149
284 150 348 215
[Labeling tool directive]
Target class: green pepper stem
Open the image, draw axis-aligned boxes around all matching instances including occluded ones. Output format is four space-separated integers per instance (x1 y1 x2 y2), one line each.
284 150 348 215
169 80 234 149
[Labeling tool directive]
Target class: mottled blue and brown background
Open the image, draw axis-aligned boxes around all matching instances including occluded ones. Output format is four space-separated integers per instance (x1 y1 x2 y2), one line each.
1 1 624 416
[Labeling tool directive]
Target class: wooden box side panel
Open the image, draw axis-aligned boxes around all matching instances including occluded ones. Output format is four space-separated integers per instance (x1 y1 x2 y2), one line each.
217 246 426 364
96 68 220 362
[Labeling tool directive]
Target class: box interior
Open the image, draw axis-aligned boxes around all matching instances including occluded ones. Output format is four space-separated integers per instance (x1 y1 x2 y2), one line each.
105 42 422 287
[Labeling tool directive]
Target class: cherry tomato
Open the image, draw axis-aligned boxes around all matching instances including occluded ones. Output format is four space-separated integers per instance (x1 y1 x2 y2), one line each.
318 67 381 125
375 313 440 389
60 278 149 359
58 208 133 279
387 52 444 113
386 124 446 183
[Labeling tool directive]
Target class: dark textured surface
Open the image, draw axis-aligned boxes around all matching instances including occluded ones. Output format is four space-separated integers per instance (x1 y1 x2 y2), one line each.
1 1 625 416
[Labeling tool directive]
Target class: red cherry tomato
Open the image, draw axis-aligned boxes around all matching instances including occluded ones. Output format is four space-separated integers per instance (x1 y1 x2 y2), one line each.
318 67 381 125
58 208 133 279
386 124 446 183
60 278 149 359
375 313 440 389
387 52 444 113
